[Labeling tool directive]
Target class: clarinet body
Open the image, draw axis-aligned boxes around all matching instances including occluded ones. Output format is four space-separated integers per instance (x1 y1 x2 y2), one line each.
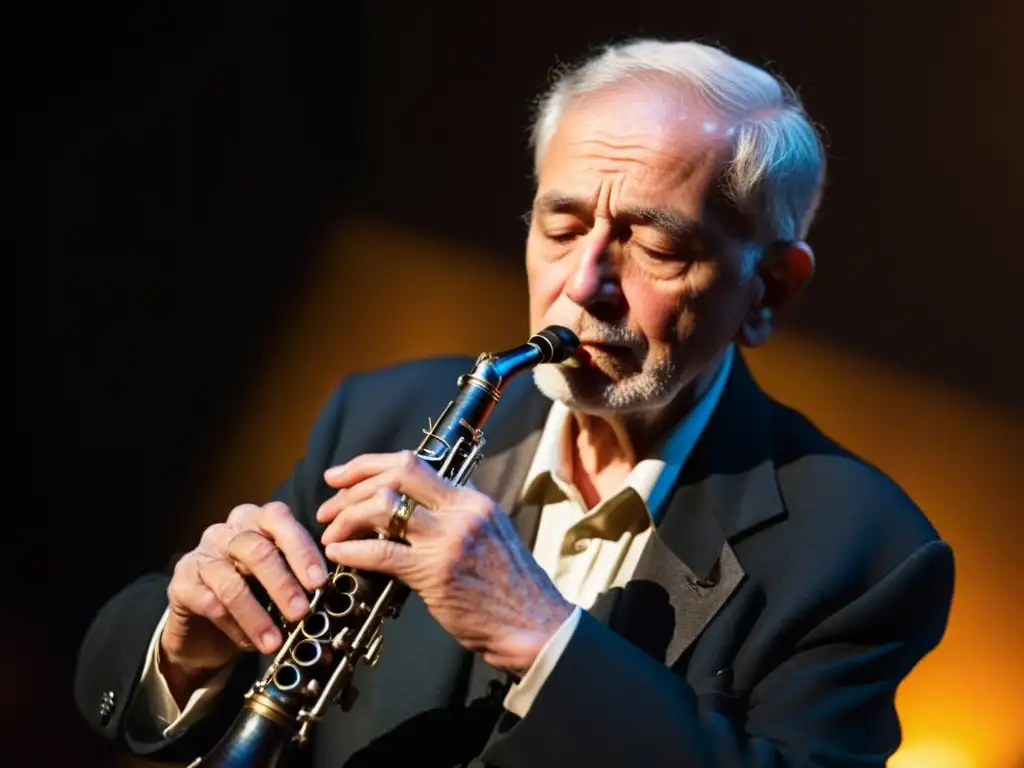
189 326 579 768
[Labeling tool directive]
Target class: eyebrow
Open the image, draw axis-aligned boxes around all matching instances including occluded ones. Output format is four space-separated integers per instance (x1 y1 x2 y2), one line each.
532 191 703 240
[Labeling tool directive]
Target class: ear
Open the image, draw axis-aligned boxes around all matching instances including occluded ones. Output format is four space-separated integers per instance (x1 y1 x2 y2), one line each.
735 240 815 349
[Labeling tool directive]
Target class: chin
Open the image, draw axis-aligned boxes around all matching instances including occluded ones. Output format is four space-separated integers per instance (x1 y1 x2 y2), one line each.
532 365 608 414
532 361 684 414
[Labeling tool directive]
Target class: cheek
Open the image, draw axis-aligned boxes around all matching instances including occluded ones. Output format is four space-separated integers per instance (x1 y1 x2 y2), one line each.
622 264 743 357
620 279 681 344
670 266 750 349
526 249 568 321
693 267 748 327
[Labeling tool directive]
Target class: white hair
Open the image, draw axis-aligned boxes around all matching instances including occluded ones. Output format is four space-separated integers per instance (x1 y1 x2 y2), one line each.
529 39 827 248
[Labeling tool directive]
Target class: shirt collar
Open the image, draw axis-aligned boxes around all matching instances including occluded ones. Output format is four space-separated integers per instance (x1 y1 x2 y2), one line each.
520 343 735 522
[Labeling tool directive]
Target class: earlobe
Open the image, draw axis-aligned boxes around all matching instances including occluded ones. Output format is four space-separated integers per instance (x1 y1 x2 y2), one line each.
737 305 773 349
735 240 815 349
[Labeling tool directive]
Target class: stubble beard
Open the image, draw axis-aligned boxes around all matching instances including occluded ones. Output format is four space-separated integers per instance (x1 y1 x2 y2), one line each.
532 355 684 415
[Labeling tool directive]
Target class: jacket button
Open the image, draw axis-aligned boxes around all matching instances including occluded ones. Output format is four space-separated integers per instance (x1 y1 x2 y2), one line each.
98 690 116 726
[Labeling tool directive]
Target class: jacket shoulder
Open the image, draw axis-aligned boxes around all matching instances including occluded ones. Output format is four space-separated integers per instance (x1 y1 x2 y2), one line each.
327 356 476 452
346 355 477 401
730 397 955 659
767 398 945 580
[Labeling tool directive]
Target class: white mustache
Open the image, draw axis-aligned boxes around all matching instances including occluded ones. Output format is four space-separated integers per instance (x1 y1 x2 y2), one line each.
570 320 645 350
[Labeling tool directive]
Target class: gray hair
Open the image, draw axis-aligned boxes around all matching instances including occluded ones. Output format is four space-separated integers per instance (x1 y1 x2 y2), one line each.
529 39 827 247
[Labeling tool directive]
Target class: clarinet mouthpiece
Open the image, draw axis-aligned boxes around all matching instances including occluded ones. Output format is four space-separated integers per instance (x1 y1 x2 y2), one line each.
529 325 580 364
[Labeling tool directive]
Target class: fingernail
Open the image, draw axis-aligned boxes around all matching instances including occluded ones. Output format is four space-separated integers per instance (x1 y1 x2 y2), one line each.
324 464 345 481
307 564 327 586
261 630 280 652
289 594 309 616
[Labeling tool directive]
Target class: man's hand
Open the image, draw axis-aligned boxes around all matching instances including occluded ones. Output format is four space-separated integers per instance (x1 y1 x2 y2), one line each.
317 451 573 677
160 502 328 705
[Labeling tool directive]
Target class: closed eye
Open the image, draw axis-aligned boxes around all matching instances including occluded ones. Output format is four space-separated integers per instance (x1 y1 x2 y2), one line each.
633 240 689 260
546 231 579 243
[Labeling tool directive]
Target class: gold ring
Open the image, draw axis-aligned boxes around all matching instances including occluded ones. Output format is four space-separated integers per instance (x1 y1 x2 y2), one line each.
386 495 417 540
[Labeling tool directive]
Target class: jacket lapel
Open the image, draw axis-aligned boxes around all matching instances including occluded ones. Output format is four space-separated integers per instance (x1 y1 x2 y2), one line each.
469 374 552 547
471 434 544 544
610 353 785 667
468 354 787 672
465 357 789 767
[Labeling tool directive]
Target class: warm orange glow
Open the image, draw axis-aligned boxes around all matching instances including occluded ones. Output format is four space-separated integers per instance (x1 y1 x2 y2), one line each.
890 739 977 768
744 339 1024 767
190 215 1024 767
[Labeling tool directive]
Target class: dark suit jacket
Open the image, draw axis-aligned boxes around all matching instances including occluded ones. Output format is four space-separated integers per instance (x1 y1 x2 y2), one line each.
74 352 954 767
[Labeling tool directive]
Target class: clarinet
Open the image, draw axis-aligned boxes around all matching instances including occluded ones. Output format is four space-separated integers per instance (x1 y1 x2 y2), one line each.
189 326 579 768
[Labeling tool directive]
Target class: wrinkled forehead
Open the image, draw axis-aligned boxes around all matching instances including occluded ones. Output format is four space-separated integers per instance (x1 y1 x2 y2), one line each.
538 81 737 212
546 79 734 160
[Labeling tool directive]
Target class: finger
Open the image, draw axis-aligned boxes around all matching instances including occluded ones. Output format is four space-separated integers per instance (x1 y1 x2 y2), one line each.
316 486 365 525
168 556 252 651
321 487 433 546
199 523 242 567
324 451 429 490
324 538 414 579
225 529 311 623
226 503 263 528
197 555 283 654
316 489 345 524
326 451 452 509
317 466 423 525
320 487 394 545
257 502 329 591
323 454 399 488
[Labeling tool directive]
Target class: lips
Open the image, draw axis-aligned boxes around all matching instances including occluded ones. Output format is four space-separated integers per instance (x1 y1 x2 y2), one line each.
578 340 632 353
574 341 634 368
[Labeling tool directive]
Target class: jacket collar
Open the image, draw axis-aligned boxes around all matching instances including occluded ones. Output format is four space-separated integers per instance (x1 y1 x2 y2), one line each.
470 353 785 667
472 351 784 569
654 351 784 581
615 352 783 665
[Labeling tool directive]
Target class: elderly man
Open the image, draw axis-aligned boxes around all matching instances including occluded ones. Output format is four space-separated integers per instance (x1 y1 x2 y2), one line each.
75 39 954 767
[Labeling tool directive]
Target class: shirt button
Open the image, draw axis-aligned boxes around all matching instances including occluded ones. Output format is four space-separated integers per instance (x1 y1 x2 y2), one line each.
98 690 116 726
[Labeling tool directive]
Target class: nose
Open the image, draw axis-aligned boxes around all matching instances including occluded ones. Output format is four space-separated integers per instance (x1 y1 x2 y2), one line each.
564 228 623 314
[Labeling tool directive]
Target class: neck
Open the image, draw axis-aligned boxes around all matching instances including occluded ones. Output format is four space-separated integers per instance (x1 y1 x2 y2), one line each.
569 350 728 485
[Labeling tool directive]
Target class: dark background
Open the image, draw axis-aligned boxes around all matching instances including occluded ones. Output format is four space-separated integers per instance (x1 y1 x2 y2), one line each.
15 2 1020 766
